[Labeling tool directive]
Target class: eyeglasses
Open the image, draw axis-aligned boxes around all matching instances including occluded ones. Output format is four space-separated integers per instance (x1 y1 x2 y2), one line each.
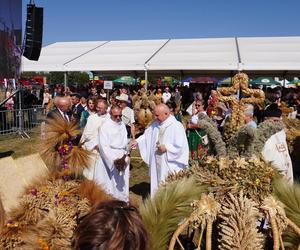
112 115 122 118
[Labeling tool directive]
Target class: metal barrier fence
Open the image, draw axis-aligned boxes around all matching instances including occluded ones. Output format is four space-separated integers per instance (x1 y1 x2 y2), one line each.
0 106 46 136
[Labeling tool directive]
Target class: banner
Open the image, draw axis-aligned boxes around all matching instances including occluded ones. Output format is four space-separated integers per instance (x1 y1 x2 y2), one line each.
0 0 22 79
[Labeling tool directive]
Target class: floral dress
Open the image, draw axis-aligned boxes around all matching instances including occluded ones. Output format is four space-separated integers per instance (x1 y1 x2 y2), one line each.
187 114 209 161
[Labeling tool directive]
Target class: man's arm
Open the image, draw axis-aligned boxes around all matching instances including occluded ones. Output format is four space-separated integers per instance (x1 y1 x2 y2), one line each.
130 123 136 140
130 109 136 139
163 123 189 165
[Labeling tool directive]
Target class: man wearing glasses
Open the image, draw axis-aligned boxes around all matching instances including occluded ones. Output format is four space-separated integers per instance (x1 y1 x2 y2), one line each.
96 106 130 201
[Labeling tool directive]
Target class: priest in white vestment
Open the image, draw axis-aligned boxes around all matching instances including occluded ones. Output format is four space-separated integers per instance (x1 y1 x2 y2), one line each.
81 100 109 180
261 103 293 183
96 106 130 201
135 104 189 197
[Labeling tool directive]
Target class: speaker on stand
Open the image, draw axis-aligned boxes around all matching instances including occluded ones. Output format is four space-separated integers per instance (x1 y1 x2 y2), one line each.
18 3 43 138
23 4 43 61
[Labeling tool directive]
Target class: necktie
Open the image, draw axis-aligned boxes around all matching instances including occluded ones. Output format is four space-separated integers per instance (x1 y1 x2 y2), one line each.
63 112 69 122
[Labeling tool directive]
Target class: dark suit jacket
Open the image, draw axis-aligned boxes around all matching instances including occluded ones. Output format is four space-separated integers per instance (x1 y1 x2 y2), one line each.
46 108 72 122
46 108 81 144
71 104 84 122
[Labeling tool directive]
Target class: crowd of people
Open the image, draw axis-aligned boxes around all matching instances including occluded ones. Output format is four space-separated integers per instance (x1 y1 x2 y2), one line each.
0 80 299 249
41 82 300 249
44 83 300 194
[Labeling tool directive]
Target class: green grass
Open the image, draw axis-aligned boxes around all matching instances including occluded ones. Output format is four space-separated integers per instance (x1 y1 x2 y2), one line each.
0 127 42 158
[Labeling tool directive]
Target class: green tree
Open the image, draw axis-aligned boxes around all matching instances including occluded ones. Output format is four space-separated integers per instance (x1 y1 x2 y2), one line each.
68 72 89 84
21 71 36 78
49 72 64 84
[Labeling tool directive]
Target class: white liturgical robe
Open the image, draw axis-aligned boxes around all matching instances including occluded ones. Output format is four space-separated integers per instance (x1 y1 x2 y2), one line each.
262 129 293 183
137 115 189 197
97 118 129 201
81 113 109 180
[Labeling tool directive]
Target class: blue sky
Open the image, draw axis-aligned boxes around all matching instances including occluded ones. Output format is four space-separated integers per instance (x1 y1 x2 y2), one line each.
22 0 300 46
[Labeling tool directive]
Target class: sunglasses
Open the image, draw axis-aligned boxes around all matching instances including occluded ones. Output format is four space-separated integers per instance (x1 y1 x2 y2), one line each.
112 114 122 118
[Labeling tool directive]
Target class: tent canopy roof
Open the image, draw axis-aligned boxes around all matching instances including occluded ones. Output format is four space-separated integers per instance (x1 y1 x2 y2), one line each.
22 36 300 74
250 77 281 85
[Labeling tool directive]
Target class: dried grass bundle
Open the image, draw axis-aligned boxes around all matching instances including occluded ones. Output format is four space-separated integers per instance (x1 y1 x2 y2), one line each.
0 234 23 250
254 120 285 154
218 73 265 142
133 91 156 130
282 116 300 129
140 177 207 250
66 145 92 175
161 169 191 186
261 196 288 249
283 117 300 154
78 180 112 206
192 156 276 203
227 125 257 159
285 127 300 153
280 102 295 116
8 195 49 228
0 175 100 249
45 114 80 145
197 113 227 157
22 208 76 250
168 194 221 250
41 115 93 176
41 114 81 170
137 108 153 128
76 198 91 219
40 148 61 171
218 192 264 250
273 179 300 249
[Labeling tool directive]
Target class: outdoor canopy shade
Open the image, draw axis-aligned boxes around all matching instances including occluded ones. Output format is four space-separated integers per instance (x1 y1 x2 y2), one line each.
190 76 218 84
250 77 281 86
113 76 137 85
238 37 300 71
22 41 107 72
22 36 300 74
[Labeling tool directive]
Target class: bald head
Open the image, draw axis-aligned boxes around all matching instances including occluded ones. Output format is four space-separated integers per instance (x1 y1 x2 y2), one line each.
55 97 71 113
154 104 170 123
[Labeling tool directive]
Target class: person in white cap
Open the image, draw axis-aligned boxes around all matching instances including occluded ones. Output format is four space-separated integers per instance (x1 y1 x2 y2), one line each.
162 87 171 104
116 93 136 139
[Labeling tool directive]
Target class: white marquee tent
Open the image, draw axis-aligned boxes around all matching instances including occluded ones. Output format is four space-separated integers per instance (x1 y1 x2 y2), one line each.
22 36 300 77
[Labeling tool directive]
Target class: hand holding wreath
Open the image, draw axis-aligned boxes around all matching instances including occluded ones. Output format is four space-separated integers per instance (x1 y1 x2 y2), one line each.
114 154 127 173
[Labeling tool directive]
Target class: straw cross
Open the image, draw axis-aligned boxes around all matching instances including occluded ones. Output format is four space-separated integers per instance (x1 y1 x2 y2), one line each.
217 73 265 129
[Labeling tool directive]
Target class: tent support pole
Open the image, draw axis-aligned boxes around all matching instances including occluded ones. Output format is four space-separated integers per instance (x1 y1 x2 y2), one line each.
145 70 148 90
64 72 68 89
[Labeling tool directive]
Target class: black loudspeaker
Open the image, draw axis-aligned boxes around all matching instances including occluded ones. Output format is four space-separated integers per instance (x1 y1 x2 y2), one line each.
23 4 43 61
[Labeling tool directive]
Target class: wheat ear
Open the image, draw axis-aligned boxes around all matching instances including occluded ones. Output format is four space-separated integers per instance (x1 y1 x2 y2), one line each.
168 219 189 250
206 218 213 250
286 217 300 237
268 214 280 250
